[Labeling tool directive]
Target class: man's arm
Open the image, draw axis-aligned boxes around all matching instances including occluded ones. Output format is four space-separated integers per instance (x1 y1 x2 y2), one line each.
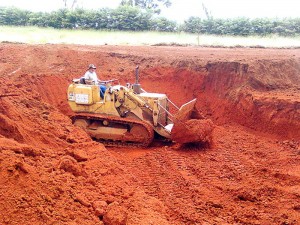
98 79 118 84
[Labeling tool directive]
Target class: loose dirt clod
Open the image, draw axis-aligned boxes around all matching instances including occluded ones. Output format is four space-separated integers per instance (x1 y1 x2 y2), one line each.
171 104 214 144
171 118 214 144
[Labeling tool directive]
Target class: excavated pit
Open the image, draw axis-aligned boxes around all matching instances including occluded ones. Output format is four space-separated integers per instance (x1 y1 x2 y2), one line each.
0 43 299 225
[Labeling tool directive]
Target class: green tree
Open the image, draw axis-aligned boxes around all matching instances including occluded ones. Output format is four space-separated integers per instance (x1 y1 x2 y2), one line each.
108 6 152 30
0 7 30 26
150 17 176 31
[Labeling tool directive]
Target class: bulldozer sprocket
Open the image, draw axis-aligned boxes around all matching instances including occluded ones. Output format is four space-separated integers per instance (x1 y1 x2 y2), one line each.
71 113 154 147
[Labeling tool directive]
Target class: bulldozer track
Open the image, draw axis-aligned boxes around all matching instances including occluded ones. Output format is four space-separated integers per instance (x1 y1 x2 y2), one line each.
111 140 271 224
71 113 154 147
117 149 203 223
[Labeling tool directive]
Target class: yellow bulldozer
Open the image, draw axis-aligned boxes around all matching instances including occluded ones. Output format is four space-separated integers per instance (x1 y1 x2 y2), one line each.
67 67 213 147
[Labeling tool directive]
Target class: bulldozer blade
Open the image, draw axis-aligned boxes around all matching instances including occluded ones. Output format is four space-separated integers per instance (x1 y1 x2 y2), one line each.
171 98 214 144
173 98 204 121
174 99 197 121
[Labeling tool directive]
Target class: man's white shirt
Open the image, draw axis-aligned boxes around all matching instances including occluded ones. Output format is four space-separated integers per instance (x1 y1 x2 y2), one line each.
84 71 98 84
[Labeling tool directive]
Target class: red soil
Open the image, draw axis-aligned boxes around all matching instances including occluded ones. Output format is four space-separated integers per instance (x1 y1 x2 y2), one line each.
0 43 299 225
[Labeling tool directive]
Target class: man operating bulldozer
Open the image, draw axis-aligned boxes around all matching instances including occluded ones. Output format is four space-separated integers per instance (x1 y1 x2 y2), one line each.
82 64 106 98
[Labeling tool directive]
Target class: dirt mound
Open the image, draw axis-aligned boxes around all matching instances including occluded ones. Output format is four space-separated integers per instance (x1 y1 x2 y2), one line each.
171 102 215 144
172 118 214 144
0 43 299 224
0 52 170 224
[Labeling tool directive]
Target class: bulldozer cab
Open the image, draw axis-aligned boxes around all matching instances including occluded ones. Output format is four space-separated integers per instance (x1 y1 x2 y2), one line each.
68 80 101 104
67 80 121 117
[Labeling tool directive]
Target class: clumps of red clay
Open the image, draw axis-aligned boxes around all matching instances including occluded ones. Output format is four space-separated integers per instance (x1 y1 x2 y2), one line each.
171 101 214 144
171 118 214 144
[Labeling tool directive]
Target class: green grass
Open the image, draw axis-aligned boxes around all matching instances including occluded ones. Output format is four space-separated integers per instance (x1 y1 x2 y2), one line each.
0 26 300 48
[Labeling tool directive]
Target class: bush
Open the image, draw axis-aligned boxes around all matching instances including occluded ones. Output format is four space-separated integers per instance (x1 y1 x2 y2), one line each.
181 17 300 36
0 6 299 36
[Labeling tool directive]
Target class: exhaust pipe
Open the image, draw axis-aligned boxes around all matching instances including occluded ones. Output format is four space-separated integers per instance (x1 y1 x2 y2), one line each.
133 65 142 94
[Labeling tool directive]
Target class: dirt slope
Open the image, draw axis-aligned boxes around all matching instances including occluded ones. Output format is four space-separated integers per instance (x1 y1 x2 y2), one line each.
0 43 299 225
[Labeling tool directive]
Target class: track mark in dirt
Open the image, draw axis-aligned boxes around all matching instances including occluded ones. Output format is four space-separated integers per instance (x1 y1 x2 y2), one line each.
110 124 300 224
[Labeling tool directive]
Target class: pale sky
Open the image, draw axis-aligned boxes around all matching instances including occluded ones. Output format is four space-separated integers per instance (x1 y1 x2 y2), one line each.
0 0 299 22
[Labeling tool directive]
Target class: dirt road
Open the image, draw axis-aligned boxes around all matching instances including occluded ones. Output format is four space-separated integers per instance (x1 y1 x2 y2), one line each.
0 43 299 224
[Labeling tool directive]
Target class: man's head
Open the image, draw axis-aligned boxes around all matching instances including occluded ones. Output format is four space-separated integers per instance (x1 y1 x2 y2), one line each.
88 64 96 71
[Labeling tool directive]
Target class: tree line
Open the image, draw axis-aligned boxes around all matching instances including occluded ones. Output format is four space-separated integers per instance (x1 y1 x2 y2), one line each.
184 17 300 36
0 6 299 36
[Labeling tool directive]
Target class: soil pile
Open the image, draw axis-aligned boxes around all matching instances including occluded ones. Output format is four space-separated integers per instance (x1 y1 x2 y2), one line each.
0 43 299 224
171 118 214 144
171 102 215 144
